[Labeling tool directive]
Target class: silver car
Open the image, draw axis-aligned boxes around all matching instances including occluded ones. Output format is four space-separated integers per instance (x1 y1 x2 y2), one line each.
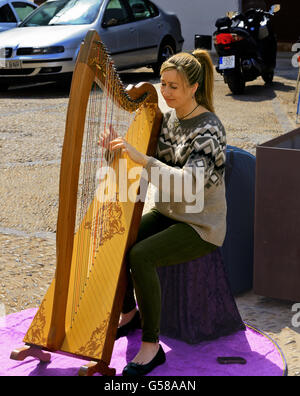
0 0 184 90
0 0 37 33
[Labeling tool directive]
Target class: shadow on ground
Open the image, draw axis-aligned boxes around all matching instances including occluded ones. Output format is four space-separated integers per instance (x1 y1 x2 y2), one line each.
225 80 295 103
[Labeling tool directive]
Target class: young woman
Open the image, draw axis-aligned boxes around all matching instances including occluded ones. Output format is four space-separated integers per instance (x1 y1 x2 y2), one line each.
109 49 227 376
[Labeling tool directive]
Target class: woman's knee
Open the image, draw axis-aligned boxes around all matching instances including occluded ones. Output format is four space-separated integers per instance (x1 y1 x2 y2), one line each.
128 243 151 277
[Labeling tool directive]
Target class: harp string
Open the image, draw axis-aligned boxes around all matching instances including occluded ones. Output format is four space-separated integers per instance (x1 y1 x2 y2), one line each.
97 59 114 251
71 46 109 322
71 81 99 324
72 55 115 322
90 58 114 267
90 59 125 311
70 43 138 326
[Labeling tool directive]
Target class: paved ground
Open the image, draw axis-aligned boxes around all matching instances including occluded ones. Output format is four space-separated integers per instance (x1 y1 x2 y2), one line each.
0 52 299 376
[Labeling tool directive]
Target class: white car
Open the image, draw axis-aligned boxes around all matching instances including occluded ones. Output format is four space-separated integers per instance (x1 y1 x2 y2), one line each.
0 0 37 32
0 0 184 90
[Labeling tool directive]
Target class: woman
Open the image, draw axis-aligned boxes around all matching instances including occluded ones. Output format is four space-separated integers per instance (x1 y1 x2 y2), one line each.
109 49 227 376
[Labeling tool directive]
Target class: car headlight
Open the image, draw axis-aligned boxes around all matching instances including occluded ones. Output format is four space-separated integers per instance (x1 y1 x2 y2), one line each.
17 46 65 55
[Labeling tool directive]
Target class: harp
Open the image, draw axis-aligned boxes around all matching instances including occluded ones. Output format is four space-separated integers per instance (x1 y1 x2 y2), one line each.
10 30 162 376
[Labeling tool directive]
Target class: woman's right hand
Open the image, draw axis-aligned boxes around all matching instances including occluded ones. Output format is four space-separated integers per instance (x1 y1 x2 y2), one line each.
109 138 149 166
98 124 118 147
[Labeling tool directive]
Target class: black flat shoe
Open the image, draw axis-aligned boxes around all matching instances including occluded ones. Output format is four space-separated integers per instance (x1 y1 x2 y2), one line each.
122 345 166 376
116 310 141 340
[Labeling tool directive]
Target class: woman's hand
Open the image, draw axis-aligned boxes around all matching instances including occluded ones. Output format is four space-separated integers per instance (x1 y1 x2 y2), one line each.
98 124 118 147
109 137 149 167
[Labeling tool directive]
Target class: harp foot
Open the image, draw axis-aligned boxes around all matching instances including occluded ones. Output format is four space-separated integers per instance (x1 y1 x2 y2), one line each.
10 345 51 363
78 360 116 376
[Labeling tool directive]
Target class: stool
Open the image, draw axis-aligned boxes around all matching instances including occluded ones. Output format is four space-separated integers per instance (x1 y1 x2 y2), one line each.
157 248 245 344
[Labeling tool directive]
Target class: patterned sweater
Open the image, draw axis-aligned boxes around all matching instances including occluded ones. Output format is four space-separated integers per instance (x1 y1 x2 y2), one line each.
145 109 227 246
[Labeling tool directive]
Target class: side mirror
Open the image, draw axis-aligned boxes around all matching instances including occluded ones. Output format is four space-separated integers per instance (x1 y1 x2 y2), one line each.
102 18 118 28
270 4 280 14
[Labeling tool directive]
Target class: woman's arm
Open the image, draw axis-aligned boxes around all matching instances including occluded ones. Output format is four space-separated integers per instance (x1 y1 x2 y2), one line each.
109 137 150 167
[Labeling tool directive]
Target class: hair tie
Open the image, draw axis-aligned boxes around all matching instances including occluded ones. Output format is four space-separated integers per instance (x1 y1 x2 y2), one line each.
192 53 201 65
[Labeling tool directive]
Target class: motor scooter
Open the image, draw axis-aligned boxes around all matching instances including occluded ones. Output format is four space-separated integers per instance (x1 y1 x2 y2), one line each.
213 4 280 94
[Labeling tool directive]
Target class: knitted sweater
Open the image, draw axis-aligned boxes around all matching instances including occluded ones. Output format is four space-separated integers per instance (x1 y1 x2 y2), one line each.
145 109 227 247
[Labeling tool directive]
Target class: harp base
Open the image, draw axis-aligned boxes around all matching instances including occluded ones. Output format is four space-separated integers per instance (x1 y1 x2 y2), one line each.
10 345 52 363
10 346 116 376
78 360 116 376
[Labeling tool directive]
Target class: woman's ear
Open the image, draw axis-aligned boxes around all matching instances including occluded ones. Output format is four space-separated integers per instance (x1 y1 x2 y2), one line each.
192 82 199 96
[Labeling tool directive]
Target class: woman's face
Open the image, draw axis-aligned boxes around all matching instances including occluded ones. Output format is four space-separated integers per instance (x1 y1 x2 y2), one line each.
160 69 198 110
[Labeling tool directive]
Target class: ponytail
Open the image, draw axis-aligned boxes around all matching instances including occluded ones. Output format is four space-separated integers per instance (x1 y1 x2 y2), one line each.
192 49 215 113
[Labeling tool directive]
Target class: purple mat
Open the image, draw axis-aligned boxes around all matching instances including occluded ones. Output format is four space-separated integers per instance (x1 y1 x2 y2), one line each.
0 309 286 376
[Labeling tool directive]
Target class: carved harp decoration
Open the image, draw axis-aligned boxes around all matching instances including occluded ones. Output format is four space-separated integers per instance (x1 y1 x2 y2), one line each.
10 30 162 376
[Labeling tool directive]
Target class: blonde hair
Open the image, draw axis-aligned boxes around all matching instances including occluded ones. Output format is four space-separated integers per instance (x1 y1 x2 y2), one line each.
160 49 215 113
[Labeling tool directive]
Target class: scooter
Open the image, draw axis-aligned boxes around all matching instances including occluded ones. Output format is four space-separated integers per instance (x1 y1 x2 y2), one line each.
213 4 281 94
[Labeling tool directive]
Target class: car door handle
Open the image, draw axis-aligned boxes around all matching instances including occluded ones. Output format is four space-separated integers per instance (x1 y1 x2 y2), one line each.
129 27 136 33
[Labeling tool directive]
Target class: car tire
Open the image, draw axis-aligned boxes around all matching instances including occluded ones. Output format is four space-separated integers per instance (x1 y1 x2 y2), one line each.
0 83 9 92
55 74 72 90
262 71 274 85
152 41 175 77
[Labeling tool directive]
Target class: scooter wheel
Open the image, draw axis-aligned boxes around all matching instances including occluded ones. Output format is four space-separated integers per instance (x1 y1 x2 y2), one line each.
262 71 274 85
227 75 245 95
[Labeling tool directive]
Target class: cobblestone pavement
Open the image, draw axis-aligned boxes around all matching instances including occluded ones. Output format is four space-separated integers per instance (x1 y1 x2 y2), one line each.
0 53 299 376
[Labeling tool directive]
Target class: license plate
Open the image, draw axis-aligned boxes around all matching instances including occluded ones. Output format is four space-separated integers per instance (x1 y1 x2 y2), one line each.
219 55 235 70
5 60 22 69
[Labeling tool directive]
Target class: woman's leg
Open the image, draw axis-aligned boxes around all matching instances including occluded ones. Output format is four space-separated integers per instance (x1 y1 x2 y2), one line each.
121 208 178 315
129 221 217 345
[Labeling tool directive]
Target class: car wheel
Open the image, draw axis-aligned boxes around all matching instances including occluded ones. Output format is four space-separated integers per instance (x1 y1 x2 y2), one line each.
0 83 9 92
152 41 175 76
55 74 72 90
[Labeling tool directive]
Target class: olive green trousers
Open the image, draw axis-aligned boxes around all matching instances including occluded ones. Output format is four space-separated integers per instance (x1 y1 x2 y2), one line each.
122 208 217 343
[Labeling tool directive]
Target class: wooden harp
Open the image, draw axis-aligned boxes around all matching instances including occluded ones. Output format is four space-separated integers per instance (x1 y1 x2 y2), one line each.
10 30 162 376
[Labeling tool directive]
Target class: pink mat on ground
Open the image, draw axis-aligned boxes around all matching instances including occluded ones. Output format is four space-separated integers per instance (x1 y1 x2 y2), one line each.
0 309 287 376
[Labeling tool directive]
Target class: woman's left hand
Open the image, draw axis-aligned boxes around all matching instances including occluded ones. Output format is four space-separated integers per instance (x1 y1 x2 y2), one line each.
109 137 149 167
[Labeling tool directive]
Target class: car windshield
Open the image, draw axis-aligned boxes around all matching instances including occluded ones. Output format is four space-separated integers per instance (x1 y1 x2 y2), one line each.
20 0 103 27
